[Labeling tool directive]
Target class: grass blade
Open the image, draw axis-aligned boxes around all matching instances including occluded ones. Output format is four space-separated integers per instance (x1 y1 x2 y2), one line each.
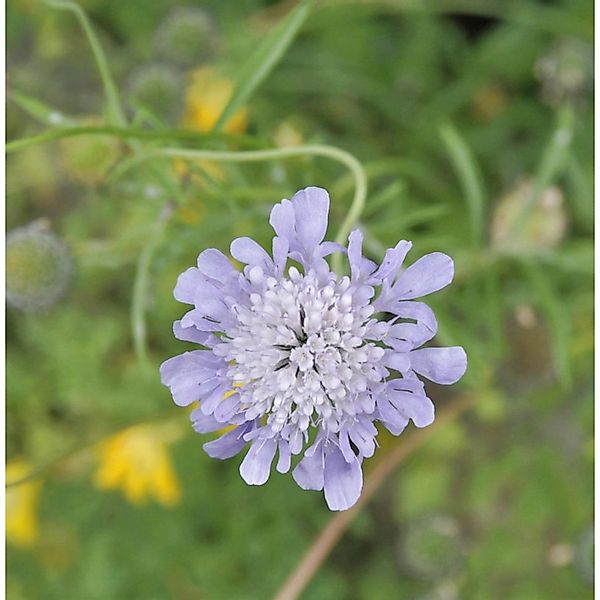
8 90 75 126
439 121 486 246
212 0 313 133
45 0 127 126
510 104 575 239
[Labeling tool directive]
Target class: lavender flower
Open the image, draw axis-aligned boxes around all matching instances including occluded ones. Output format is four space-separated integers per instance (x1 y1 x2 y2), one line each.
160 187 466 510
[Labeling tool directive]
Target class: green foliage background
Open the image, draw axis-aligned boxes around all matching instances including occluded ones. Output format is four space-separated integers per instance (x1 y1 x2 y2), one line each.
7 0 593 598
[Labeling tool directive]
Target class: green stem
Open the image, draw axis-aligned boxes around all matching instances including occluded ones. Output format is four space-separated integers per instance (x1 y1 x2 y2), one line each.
45 0 127 126
130 199 177 365
439 122 486 246
111 144 368 270
6 125 251 153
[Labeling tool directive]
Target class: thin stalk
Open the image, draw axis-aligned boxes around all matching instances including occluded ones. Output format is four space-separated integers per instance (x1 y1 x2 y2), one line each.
130 203 175 365
6 125 250 154
44 0 127 126
272 394 474 600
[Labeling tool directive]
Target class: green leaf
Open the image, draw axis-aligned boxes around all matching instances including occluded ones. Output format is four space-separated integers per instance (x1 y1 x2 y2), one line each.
9 90 75 126
511 104 575 239
212 0 313 133
6 125 251 154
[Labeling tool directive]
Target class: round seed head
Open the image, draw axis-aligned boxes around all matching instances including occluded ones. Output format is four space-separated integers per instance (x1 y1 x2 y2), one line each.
6 223 72 312
155 7 218 67
127 63 183 121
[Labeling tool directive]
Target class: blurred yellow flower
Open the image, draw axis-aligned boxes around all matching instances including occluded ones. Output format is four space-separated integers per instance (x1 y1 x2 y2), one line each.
94 422 183 507
274 121 304 147
6 459 42 548
183 67 248 134
177 67 247 185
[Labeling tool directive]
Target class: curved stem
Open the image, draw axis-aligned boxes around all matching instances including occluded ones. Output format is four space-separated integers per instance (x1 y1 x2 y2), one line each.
114 144 368 270
130 204 173 365
44 0 127 127
272 394 474 600
7 128 368 262
8 124 368 353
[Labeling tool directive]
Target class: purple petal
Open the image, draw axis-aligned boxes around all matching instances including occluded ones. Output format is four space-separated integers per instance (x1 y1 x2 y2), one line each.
291 186 330 249
212 392 240 422
292 442 325 491
159 351 220 407
192 284 230 320
385 301 438 340
392 252 454 299
203 423 252 459
354 284 375 305
389 390 435 428
287 427 304 455
239 438 277 485
383 351 411 373
348 418 377 458
347 229 364 280
230 237 272 271
269 198 295 240
190 408 222 433
200 382 232 416
338 429 355 463
385 318 436 351
319 241 346 257
369 240 412 284
376 397 409 435
272 236 289 277
410 346 467 384
180 309 224 332
347 229 377 281
276 440 291 473
173 320 212 345
197 249 236 281
174 267 202 304
323 444 363 511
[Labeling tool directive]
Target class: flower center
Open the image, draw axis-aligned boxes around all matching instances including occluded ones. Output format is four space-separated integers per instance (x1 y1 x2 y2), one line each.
215 267 386 435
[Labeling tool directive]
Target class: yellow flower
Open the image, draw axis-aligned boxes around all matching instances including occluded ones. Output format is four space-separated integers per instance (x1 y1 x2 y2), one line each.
183 67 248 134
94 422 182 507
6 459 42 548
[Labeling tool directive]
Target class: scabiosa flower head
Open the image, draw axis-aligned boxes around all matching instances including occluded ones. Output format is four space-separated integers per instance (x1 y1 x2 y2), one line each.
6 223 72 313
161 187 467 510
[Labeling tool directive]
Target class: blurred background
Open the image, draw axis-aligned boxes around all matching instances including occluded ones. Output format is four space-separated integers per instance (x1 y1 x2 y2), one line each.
6 0 593 598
